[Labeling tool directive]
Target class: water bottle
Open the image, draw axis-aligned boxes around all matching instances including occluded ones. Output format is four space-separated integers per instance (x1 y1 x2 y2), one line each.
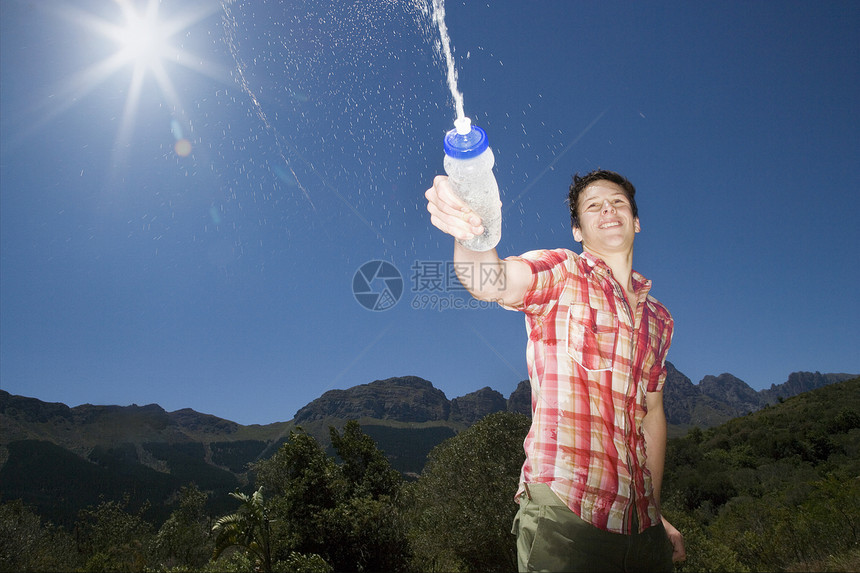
443 117 501 251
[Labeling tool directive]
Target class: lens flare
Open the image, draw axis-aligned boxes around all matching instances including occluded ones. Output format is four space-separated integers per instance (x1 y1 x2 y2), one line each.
174 139 192 157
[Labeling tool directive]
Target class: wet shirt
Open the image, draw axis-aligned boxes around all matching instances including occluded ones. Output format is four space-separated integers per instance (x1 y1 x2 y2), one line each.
502 248 673 534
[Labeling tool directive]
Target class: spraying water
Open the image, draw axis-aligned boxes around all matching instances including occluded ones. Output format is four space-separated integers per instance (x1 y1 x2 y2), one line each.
429 0 501 251
430 0 465 121
215 0 473 256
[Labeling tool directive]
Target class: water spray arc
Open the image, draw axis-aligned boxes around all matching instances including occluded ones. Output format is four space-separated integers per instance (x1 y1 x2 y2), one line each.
431 0 501 252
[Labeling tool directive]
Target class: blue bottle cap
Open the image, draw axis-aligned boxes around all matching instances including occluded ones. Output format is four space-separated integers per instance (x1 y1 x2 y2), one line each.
444 123 489 159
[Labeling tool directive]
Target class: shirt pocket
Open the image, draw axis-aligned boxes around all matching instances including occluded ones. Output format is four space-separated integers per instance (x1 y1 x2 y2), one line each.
566 303 617 372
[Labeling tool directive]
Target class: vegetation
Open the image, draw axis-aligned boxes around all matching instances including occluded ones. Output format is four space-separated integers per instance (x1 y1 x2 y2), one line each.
403 411 530 572
661 378 860 572
151 485 213 570
212 488 275 572
0 499 79 572
0 439 240 529
1 378 858 572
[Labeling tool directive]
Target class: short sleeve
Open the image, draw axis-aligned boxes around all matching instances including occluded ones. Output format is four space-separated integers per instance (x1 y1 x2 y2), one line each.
498 248 574 317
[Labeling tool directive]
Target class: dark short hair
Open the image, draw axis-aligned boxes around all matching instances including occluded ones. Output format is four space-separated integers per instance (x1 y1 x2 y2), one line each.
568 169 638 228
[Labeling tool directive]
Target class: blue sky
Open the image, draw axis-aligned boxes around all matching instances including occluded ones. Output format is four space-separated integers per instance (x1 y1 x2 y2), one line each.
1 0 858 425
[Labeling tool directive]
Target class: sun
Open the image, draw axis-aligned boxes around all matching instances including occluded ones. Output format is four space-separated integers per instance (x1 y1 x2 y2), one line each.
106 0 183 142
117 4 167 70
44 0 225 149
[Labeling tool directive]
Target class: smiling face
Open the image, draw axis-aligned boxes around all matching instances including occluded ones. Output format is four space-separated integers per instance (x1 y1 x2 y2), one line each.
572 180 641 256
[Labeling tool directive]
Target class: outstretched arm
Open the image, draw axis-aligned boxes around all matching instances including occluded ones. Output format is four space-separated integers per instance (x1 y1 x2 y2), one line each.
425 175 531 306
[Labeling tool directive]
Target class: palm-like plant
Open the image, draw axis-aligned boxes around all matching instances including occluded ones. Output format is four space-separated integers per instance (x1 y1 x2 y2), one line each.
212 487 273 573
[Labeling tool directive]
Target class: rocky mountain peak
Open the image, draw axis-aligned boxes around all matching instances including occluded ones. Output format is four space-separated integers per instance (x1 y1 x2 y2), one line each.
699 372 762 415
450 387 507 425
293 376 452 424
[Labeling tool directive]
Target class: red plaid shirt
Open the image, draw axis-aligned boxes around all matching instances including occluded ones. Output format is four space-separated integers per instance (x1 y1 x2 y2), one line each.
503 248 673 534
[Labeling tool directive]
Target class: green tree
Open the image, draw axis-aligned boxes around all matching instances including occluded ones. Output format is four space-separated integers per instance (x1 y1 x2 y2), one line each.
253 428 343 562
330 420 402 499
252 423 410 572
278 552 333 573
151 484 213 570
325 421 410 572
404 411 531 572
0 499 78 572
75 497 154 572
212 487 273 573
316 495 409 572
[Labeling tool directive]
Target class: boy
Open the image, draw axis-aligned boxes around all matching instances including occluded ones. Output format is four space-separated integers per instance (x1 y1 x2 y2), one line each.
425 170 685 571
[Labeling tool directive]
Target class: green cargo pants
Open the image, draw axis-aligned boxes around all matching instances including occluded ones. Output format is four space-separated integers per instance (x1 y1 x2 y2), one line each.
511 483 673 573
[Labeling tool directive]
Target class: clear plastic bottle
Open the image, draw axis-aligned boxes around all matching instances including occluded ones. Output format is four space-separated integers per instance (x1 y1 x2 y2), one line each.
443 117 502 252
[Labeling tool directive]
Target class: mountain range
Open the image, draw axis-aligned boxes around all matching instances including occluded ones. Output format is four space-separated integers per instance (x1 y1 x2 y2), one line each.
292 364 857 434
1 363 856 527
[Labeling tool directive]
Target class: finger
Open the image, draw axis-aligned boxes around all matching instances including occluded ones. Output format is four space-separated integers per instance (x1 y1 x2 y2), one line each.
428 197 483 228
426 179 483 232
432 175 475 218
427 197 483 235
429 213 479 241
429 207 484 239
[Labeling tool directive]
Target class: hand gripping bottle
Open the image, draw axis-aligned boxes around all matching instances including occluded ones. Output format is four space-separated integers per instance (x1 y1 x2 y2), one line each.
443 117 501 251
